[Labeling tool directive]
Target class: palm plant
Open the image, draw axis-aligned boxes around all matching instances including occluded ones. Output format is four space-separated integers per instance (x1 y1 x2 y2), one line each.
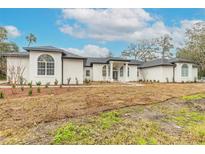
26 33 37 47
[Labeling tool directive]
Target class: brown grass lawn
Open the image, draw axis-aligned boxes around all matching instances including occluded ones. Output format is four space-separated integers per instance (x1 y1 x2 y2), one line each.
0 83 205 144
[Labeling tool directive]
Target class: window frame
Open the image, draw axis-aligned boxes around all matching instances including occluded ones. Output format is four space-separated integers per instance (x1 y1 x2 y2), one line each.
120 66 123 77
102 65 106 77
181 64 189 77
37 54 55 76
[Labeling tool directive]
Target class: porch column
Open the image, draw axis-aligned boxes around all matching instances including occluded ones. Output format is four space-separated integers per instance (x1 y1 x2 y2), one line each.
110 61 113 82
106 64 109 81
124 62 128 82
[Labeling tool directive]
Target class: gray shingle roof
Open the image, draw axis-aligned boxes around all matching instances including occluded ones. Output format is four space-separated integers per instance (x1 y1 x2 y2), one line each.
84 57 142 67
168 58 195 64
23 46 66 53
129 59 143 65
23 46 84 59
138 59 174 68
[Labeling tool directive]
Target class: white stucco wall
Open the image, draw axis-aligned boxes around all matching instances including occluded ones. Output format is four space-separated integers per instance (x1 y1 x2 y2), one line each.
63 58 84 84
127 65 138 81
192 67 198 81
92 64 107 81
83 67 93 81
174 63 198 82
29 51 62 85
139 66 173 82
7 56 29 83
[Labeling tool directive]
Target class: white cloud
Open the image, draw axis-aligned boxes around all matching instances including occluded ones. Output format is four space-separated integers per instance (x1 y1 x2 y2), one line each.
65 44 110 57
59 9 204 48
59 8 154 41
4 25 21 38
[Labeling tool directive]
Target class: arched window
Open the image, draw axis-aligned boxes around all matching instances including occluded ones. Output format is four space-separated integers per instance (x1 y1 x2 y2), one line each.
120 66 123 77
102 65 106 77
181 64 188 77
37 54 54 75
127 67 130 77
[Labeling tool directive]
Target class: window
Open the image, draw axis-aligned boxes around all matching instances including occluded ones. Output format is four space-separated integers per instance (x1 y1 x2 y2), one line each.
37 54 54 75
120 66 123 77
102 65 106 77
127 67 130 77
181 64 188 77
86 70 90 77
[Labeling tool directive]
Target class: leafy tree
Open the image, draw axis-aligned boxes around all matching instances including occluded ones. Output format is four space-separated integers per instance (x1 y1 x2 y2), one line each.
177 22 205 77
0 27 19 79
0 27 8 42
26 33 37 47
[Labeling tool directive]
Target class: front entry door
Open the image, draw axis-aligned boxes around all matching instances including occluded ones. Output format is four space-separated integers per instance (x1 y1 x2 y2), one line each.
113 71 118 80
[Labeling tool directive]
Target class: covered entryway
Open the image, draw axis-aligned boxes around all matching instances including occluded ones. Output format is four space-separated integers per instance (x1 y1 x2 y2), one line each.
113 70 118 80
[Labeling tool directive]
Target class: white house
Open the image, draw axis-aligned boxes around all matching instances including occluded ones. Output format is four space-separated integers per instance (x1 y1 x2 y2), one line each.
3 46 198 85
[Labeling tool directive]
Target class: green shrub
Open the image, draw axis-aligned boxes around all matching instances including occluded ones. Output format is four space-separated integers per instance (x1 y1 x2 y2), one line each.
19 76 24 85
28 81 32 88
12 84 16 89
45 82 50 88
194 77 197 83
37 87 41 93
67 77 71 85
75 77 79 85
84 78 90 84
166 77 169 83
0 91 4 99
36 81 41 86
28 89 32 96
54 79 58 85
21 86 24 91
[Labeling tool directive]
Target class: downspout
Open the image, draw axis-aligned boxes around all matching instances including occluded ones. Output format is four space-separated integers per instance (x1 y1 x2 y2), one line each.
173 64 176 82
61 55 64 85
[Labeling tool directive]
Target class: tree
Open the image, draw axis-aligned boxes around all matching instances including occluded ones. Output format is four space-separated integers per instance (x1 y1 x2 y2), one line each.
177 22 205 77
155 34 174 60
121 39 158 61
0 27 19 79
0 27 8 42
7 65 26 84
26 33 37 47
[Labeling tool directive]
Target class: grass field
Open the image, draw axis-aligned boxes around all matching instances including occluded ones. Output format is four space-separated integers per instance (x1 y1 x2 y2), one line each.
0 83 205 144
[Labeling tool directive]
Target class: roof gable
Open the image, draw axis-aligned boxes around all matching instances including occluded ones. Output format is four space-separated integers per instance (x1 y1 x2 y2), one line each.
23 46 84 59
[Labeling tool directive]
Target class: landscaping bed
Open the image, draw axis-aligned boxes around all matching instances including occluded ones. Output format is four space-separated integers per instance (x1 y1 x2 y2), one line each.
0 83 205 144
